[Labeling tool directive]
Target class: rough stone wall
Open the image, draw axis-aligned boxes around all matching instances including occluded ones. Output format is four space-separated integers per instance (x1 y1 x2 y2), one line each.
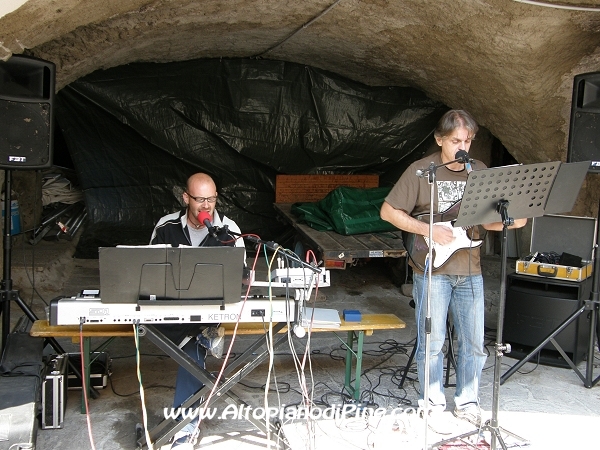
1 0 600 216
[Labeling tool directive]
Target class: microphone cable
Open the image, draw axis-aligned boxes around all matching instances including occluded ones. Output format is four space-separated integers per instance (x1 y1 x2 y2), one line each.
79 321 98 450
133 323 154 450
188 243 264 444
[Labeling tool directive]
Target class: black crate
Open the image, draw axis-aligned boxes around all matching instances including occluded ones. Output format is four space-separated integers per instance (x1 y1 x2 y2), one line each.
67 352 110 390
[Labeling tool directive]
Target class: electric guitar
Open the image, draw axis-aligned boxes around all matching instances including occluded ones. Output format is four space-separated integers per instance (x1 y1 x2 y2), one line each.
402 200 483 271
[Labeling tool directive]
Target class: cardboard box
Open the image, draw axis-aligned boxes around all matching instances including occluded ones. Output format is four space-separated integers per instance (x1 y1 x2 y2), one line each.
516 214 596 282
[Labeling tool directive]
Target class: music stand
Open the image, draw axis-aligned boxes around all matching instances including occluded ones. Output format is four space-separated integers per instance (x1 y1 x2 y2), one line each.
432 160 588 450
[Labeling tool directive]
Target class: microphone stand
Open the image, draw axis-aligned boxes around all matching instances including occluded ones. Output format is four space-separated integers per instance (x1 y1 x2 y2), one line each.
416 153 468 450
222 226 321 273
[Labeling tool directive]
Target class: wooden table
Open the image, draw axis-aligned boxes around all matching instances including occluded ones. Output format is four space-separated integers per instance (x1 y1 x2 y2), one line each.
30 313 405 416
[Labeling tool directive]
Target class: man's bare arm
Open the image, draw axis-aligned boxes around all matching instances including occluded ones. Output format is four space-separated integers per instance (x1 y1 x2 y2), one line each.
482 217 528 231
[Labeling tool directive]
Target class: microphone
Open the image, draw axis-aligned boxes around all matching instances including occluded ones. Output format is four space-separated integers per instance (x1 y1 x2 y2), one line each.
197 211 218 238
455 150 473 164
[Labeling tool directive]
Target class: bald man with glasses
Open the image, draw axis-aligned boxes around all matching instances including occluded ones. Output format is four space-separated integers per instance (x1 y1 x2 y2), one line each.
151 172 244 248
150 172 245 448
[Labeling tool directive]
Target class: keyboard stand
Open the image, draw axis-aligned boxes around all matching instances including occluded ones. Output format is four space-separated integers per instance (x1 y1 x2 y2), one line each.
137 323 289 449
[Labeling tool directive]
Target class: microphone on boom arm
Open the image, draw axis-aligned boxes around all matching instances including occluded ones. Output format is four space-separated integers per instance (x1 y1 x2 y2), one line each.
415 151 474 178
455 149 473 164
197 210 219 239
455 149 475 173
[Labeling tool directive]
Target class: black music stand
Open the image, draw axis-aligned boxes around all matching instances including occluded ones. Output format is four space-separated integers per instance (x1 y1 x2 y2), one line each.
431 160 588 450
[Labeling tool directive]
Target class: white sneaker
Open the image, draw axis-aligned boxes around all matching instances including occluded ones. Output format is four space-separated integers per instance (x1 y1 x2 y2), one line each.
171 431 194 449
197 326 225 358
420 409 456 435
171 422 201 449
453 404 482 427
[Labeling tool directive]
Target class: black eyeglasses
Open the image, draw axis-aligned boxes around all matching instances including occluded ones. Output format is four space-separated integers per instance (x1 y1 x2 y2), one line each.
186 192 217 203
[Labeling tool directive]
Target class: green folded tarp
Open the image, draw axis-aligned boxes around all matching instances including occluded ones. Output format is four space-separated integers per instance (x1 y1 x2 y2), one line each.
291 186 399 235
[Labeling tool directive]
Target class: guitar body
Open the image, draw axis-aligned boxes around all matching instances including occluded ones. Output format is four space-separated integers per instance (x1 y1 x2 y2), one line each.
402 200 483 271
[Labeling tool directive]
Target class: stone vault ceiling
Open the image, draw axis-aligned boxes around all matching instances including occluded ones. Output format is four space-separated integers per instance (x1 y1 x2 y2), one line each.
1 0 600 215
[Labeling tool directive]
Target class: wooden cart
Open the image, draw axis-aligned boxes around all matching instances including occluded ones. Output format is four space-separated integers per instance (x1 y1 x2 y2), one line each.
274 175 406 269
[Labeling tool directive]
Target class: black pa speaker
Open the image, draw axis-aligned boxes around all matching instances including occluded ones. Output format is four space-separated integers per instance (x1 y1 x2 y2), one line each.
567 72 600 173
503 274 591 368
0 54 55 169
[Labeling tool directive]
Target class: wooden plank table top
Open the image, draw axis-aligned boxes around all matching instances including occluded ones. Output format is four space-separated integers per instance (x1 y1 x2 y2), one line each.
223 313 405 336
30 320 135 338
31 313 405 338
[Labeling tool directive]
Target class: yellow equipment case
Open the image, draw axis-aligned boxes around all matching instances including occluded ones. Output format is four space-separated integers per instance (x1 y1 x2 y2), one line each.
516 214 596 282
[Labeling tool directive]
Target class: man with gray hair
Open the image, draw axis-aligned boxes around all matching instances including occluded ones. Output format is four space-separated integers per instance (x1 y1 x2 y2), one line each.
381 110 526 433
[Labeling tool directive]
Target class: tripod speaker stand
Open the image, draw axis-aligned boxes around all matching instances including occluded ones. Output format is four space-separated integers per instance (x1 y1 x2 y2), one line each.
431 160 589 450
0 169 92 393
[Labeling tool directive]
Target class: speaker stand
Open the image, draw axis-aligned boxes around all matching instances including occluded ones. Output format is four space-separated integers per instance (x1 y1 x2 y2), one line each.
0 169 94 395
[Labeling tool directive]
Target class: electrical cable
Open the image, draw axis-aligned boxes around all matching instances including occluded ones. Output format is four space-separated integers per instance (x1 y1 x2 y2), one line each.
272 247 323 447
262 245 279 447
253 0 344 57
79 321 97 450
18 235 48 306
187 245 263 444
108 375 173 398
134 323 154 450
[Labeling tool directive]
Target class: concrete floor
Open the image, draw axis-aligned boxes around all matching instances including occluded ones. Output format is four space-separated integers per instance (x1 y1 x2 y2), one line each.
5 237 600 450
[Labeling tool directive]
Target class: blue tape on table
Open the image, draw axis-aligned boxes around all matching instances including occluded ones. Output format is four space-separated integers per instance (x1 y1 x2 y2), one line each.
343 310 361 322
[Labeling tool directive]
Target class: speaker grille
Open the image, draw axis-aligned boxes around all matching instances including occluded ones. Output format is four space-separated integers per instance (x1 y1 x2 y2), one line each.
0 55 55 169
0 99 52 169
568 72 600 172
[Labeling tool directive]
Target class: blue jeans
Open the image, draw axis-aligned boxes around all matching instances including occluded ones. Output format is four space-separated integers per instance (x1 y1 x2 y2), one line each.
173 338 207 409
413 272 487 411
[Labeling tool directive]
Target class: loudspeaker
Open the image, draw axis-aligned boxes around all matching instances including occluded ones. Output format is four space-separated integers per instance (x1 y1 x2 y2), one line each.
567 72 600 173
503 273 592 368
0 54 55 169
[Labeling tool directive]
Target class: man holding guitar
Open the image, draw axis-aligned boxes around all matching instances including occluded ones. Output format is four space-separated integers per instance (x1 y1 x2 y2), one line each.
380 110 526 432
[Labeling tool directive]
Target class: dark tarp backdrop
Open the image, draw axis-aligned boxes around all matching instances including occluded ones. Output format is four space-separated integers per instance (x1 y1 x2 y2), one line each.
54 58 447 258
